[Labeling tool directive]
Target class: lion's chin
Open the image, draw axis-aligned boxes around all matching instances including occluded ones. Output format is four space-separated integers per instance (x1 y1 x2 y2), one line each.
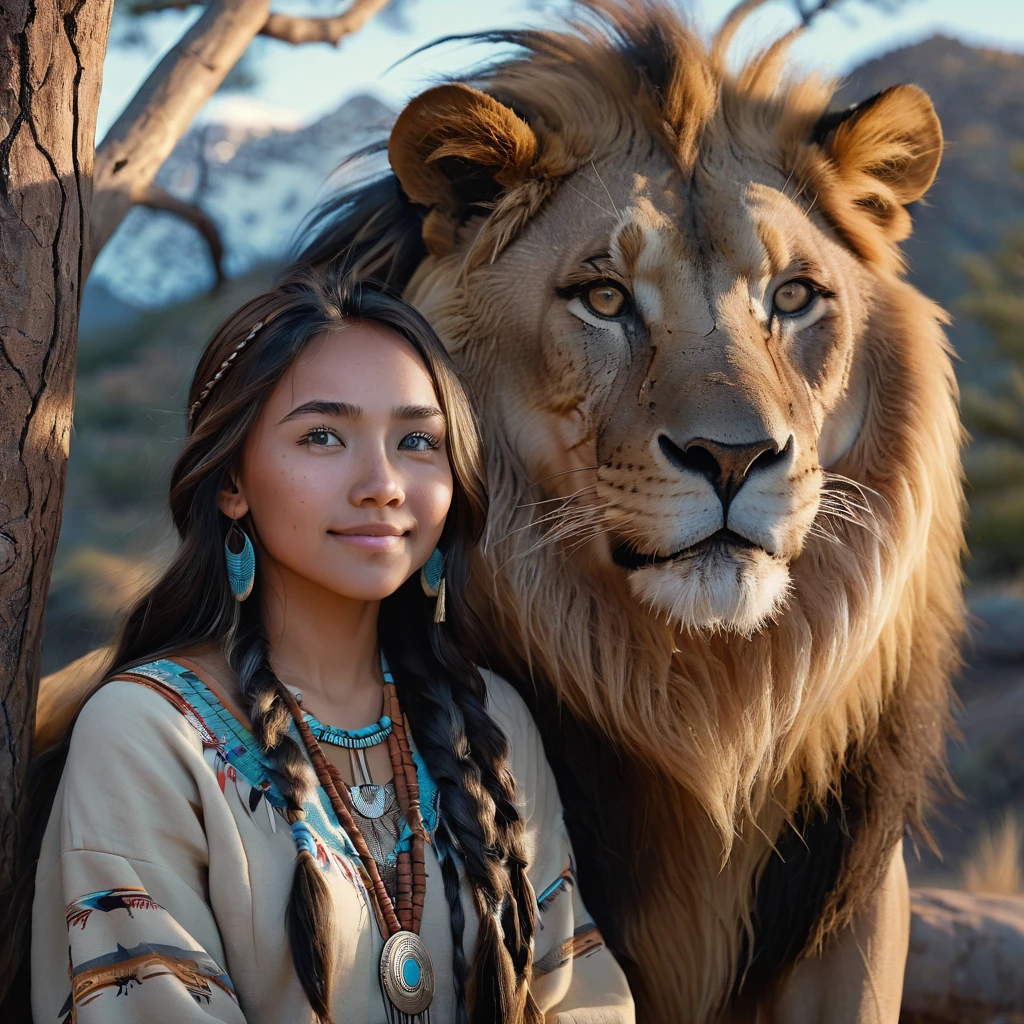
625 544 791 635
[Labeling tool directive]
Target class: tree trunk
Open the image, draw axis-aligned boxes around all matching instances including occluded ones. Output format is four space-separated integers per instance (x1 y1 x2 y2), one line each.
0 0 114 1003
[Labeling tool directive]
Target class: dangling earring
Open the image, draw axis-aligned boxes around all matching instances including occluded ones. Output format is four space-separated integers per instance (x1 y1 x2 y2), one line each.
224 521 255 601
420 547 446 624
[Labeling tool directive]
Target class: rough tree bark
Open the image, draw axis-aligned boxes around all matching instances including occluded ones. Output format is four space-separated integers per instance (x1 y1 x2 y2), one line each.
0 0 115 996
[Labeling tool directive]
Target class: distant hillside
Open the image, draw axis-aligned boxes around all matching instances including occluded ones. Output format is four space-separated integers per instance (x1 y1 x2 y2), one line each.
834 36 1024 382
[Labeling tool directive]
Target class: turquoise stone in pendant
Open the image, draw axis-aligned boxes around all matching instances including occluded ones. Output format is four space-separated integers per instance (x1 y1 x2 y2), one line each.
380 930 434 1017
402 957 421 987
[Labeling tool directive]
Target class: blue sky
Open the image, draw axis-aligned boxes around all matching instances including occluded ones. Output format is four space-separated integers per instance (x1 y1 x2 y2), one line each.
98 0 1024 136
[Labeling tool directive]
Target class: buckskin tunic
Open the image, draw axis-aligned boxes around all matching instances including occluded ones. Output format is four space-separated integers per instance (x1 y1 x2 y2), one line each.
32 660 633 1024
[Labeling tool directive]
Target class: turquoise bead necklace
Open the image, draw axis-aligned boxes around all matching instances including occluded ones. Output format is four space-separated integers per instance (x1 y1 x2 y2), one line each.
298 653 395 750
302 711 392 749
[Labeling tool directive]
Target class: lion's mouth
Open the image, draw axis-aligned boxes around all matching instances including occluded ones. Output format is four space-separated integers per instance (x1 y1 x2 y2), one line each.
612 529 762 570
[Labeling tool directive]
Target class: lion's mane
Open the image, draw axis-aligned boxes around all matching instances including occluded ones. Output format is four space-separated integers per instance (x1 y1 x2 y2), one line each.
300 2 966 1017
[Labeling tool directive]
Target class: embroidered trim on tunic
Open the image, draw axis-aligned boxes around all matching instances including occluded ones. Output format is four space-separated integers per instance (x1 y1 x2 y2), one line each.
65 887 164 931
58 940 238 1018
537 858 575 916
533 922 606 978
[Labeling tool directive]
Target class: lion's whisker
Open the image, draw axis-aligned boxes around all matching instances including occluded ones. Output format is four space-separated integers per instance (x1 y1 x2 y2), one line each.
565 181 615 217
509 500 600 535
495 515 609 570
563 526 614 559
524 466 601 492
822 472 891 515
515 483 598 512
817 508 882 541
589 158 620 216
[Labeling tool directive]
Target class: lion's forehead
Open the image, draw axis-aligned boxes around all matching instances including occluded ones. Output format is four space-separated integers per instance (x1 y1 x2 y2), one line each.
605 175 819 303
437 140 859 453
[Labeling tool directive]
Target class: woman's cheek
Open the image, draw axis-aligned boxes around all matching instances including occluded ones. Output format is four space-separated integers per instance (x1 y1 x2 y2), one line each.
254 463 328 561
416 473 454 539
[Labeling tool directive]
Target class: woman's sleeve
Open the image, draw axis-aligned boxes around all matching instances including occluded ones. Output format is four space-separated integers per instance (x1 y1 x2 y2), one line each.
481 672 635 1024
529 826 635 1024
32 680 248 1024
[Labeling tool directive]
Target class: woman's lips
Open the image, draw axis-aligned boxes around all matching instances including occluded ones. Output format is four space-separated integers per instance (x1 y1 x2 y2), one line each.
329 526 407 551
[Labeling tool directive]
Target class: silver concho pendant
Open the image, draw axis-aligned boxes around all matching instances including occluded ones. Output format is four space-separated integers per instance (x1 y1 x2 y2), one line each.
380 930 434 1023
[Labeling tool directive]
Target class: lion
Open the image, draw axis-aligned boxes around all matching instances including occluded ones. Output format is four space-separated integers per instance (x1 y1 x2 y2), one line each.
34 1 964 1020
296 2 965 1019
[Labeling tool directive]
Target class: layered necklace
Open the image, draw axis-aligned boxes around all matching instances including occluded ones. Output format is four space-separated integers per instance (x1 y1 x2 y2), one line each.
279 658 433 1024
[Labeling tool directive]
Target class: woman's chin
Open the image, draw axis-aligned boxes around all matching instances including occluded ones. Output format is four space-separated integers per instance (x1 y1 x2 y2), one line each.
311 563 420 604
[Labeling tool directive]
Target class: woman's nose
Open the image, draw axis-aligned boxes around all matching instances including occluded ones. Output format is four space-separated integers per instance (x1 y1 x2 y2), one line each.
350 449 404 507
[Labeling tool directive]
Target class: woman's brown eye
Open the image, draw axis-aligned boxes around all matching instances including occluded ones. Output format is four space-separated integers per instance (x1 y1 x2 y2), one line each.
586 284 627 318
773 280 815 315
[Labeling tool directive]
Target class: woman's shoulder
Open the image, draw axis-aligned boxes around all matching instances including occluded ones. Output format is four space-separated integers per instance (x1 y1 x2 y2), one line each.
70 659 211 762
49 661 218 868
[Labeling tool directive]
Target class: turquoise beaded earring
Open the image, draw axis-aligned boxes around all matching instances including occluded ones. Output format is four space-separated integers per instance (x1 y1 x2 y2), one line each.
419 547 446 623
224 521 255 601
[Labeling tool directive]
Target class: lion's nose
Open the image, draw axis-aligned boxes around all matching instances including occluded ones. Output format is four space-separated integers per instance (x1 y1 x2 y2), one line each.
658 435 792 510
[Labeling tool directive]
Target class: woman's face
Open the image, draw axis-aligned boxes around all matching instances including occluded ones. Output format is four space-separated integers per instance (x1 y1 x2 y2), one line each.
219 323 453 602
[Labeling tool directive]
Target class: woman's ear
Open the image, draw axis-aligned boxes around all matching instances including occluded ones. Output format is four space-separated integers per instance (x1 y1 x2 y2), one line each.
218 473 249 521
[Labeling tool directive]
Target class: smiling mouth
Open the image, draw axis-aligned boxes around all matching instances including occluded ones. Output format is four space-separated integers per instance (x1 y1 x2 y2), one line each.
328 529 408 551
612 529 761 570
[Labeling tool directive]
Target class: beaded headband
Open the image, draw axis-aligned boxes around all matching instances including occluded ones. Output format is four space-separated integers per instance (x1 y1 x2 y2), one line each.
187 320 264 428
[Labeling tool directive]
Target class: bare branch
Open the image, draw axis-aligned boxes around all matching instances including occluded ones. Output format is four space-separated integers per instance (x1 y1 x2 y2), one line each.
89 0 395 268
795 0 843 25
259 0 392 46
133 183 226 287
794 0 905 25
125 0 197 12
90 0 272 268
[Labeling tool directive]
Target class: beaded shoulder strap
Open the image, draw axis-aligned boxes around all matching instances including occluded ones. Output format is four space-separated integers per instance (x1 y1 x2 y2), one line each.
110 658 285 806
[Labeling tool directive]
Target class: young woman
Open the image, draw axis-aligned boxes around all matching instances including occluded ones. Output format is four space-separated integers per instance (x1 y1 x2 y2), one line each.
31 274 634 1024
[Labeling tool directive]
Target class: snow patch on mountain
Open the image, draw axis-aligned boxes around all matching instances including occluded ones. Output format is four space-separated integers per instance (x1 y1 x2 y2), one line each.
91 94 393 309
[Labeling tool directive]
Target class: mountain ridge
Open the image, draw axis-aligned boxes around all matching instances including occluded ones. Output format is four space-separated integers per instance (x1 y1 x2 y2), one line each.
835 35 1024 380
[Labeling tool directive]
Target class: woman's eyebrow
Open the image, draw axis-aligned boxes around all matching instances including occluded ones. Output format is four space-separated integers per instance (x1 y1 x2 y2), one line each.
278 400 361 424
393 404 444 421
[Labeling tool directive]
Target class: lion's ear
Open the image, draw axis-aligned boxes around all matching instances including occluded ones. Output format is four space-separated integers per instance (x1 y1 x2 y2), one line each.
812 84 942 242
388 83 538 254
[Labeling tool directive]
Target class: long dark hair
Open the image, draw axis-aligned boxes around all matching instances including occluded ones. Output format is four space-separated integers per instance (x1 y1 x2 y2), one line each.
35 272 542 1024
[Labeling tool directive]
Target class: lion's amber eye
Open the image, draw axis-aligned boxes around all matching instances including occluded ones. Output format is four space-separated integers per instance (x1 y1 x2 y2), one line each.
585 283 627 318
773 279 815 315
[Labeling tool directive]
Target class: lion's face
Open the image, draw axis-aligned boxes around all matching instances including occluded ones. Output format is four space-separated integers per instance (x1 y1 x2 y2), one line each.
389 38 943 638
472 151 876 633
